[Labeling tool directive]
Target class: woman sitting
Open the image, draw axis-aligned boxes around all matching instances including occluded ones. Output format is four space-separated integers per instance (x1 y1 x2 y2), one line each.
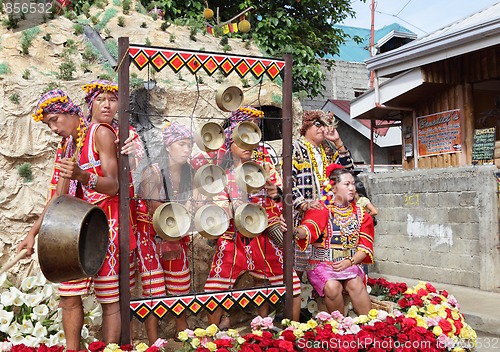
294 164 375 315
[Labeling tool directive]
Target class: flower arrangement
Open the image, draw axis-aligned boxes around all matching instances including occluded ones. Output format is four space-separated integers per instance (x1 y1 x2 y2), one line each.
174 279 477 352
0 272 100 348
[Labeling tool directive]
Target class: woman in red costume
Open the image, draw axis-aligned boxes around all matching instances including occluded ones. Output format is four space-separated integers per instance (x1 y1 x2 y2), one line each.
204 113 301 328
294 164 374 315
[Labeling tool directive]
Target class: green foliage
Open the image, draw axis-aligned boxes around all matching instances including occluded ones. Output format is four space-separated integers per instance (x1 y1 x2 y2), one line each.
42 82 61 94
189 26 197 41
73 23 84 36
130 73 143 90
117 16 125 27
113 0 121 5
141 0 361 98
3 14 19 30
241 77 250 88
20 28 40 56
98 72 113 81
81 62 91 73
42 33 51 41
58 61 76 81
0 63 10 75
222 44 231 53
82 44 101 63
145 37 151 46
17 162 33 182
22 69 30 80
151 13 158 21
96 8 118 31
9 93 20 104
169 33 175 42
91 16 99 26
140 22 147 28
161 21 170 31
104 39 118 61
96 0 108 10
122 0 132 14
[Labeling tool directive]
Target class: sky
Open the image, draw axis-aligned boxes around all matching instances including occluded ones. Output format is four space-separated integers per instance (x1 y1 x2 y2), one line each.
341 0 500 37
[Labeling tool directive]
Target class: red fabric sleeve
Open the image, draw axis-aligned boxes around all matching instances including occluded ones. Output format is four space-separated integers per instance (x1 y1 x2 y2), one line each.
357 206 375 264
295 205 329 251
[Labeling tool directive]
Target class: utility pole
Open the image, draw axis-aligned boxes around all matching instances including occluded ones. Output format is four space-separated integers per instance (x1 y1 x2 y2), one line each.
369 0 376 172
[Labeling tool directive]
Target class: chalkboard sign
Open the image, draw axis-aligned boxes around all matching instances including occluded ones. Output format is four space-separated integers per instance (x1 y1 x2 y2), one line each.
472 127 496 165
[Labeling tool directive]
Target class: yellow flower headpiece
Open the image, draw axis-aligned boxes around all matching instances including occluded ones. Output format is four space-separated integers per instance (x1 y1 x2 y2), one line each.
238 106 265 118
32 96 69 122
81 82 119 94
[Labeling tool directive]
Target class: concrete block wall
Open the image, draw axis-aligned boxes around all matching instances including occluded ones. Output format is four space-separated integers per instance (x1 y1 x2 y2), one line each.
300 60 368 110
360 165 500 291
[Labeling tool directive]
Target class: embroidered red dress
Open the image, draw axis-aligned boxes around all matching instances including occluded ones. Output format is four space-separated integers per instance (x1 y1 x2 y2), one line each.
296 201 374 296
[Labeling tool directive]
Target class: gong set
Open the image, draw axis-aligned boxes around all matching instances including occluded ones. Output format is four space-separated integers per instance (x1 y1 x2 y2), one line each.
37 84 277 283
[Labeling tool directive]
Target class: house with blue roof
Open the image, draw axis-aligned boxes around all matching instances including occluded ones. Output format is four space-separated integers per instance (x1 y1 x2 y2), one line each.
300 23 416 170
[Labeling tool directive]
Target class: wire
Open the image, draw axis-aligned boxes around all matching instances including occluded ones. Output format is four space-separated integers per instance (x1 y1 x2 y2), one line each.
396 0 412 16
375 9 428 34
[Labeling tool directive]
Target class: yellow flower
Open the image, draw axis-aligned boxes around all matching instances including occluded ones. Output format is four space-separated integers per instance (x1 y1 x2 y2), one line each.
236 337 246 344
368 309 378 319
226 328 239 338
135 343 149 352
356 315 370 324
299 323 310 331
432 326 443 336
252 330 263 336
451 311 460 320
293 329 304 338
307 319 318 329
452 348 465 352
190 338 201 348
194 328 207 337
106 344 120 351
407 306 419 318
206 324 218 337
415 316 428 328
177 330 189 341
206 342 217 351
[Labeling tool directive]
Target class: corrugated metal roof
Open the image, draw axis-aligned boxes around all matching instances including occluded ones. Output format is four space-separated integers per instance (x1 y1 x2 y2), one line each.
365 2 500 75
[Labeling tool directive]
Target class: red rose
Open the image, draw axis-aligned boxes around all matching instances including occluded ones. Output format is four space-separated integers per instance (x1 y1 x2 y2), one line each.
47 346 64 352
425 283 437 293
277 340 294 350
88 342 106 352
145 346 160 352
440 289 449 298
454 319 464 335
430 296 442 305
216 339 234 348
120 344 134 351
438 319 453 334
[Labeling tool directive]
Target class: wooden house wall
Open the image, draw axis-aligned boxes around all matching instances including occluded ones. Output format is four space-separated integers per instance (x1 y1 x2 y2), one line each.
402 45 500 170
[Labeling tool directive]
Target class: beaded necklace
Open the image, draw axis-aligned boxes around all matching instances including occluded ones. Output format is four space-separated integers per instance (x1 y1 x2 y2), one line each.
73 118 87 161
329 201 359 248
302 137 327 185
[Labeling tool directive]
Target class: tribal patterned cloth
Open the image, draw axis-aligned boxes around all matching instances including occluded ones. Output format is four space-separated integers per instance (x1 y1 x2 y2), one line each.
82 79 118 125
32 89 82 122
162 122 193 146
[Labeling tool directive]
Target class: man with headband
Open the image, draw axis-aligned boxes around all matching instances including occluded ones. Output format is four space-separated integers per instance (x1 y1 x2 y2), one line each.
291 109 354 312
18 89 127 350
138 122 194 340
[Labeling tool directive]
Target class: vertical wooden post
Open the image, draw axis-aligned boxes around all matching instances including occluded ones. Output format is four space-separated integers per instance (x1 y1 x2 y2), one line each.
281 53 294 319
118 37 131 344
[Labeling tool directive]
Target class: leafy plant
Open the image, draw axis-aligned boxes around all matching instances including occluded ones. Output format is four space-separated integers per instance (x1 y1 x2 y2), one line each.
82 45 101 63
96 8 118 31
42 33 51 41
22 69 30 80
222 44 231 53
145 37 151 46
20 28 40 56
140 22 147 28
161 21 170 31
9 93 20 105
17 162 32 182
122 0 132 14
130 73 143 90
3 14 19 30
169 33 175 42
0 63 10 75
81 62 91 73
42 82 61 94
73 23 84 35
58 61 76 81
117 16 125 27
189 26 197 41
